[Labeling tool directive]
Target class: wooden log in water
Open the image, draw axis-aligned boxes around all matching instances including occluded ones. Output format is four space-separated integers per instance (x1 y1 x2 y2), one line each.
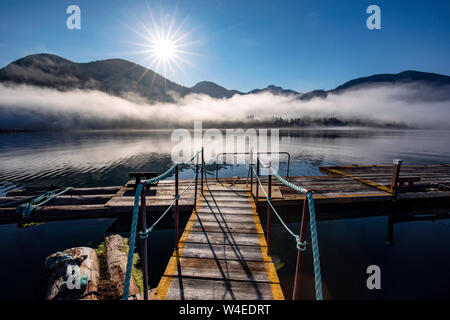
45 247 100 300
0 204 110 224
105 234 140 298
0 194 113 206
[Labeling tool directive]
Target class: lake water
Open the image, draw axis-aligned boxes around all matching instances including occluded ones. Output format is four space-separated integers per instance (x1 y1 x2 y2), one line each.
0 128 449 300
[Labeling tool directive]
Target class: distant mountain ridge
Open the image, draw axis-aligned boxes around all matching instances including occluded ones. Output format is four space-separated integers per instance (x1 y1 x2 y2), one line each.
190 81 243 98
1 54 449 103
334 70 450 91
248 85 300 96
0 54 190 103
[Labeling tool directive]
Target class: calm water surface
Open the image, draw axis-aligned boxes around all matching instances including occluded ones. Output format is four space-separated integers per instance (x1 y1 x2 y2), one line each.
0 128 449 299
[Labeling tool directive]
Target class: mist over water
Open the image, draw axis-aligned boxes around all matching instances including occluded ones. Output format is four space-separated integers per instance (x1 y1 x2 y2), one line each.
0 82 449 129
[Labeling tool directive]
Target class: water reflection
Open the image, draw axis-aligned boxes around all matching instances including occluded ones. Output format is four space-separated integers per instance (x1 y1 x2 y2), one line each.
2 129 449 192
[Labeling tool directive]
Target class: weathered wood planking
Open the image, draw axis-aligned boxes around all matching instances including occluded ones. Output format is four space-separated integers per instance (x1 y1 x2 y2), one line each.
1 164 449 224
320 164 450 200
153 186 284 300
105 174 394 213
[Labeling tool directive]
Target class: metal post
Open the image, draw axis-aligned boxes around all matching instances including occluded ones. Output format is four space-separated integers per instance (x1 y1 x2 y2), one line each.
216 153 220 180
391 159 403 198
286 153 291 177
256 159 260 207
249 149 253 196
267 162 272 256
140 184 149 300
257 155 260 176
175 165 179 250
250 164 253 196
385 214 394 246
194 160 199 209
201 147 204 195
292 195 310 300
216 162 219 180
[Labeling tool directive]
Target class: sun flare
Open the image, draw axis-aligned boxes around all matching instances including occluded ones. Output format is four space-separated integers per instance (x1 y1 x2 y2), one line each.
128 8 196 78
152 37 176 61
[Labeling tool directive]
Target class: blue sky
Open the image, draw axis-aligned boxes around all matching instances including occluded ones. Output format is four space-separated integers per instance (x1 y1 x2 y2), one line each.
0 0 449 92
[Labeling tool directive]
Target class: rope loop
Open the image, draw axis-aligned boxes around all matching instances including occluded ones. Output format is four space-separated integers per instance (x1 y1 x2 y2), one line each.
295 235 307 251
139 226 154 239
139 231 148 239
16 187 72 218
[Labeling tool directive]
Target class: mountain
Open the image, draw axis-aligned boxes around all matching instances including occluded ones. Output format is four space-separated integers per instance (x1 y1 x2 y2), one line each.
190 81 242 98
0 54 190 103
300 70 450 100
333 70 450 92
248 85 300 96
298 90 327 100
1 54 449 103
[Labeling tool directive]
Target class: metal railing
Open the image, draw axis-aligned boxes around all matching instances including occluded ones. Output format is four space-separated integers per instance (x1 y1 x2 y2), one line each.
250 154 323 300
123 148 205 300
215 151 291 179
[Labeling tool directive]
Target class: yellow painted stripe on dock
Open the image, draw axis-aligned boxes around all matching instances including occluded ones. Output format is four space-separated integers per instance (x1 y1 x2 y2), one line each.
323 168 393 194
322 164 449 169
259 192 390 202
152 196 204 300
247 189 285 300
291 192 390 200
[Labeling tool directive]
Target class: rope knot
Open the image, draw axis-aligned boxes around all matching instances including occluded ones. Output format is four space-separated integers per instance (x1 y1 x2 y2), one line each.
139 226 153 239
17 203 32 218
175 194 180 200
295 235 307 251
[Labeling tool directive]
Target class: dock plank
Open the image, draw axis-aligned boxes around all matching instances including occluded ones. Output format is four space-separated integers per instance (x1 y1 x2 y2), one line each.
179 243 271 262
154 187 284 300
166 257 273 282
160 277 275 300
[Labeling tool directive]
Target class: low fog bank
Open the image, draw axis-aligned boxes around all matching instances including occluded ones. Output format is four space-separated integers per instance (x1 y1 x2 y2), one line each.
0 82 449 130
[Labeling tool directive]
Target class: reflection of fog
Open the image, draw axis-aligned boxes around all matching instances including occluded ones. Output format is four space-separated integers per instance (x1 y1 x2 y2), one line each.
0 129 449 189
0 131 176 186
278 129 450 165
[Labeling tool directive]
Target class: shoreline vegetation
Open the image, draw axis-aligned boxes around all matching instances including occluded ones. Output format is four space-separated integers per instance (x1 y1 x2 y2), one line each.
0 128 35 134
0 117 410 132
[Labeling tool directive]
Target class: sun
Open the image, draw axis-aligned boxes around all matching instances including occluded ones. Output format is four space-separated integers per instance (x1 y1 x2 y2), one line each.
152 37 176 61
127 7 196 78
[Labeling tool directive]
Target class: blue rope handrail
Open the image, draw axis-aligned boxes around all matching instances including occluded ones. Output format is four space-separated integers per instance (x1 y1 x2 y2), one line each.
251 166 307 251
255 154 323 300
14 187 72 218
0 195 36 208
139 170 199 239
122 150 202 300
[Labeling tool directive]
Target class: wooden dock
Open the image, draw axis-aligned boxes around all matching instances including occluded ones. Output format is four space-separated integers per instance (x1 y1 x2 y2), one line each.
152 185 284 300
1 164 449 224
1 163 449 300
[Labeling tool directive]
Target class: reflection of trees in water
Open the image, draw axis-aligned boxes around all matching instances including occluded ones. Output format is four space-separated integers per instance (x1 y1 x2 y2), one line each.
279 128 407 140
